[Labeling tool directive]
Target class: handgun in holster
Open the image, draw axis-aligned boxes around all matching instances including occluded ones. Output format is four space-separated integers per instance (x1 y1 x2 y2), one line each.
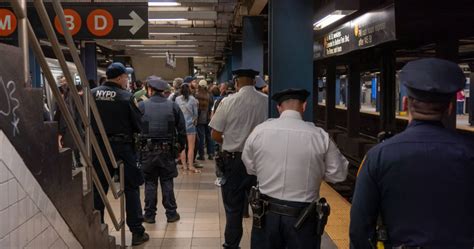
294 198 330 236
249 185 266 229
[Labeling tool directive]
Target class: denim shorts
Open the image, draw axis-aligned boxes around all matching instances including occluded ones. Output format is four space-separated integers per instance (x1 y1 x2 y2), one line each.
186 126 196 135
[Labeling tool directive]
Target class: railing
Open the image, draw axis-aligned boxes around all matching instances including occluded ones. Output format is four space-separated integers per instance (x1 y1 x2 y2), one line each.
9 0 126 247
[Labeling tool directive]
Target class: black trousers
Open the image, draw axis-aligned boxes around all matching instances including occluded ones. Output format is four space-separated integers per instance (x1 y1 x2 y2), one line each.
251 198 321 249
221 154 257 249
142 150 178 219
93 142 145 235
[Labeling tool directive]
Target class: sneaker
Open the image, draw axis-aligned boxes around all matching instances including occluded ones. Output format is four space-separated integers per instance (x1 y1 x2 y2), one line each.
214 178 222 187
167 213 180 223
196 156 205 161
131 232 150 246
194 163 204 169
143 216 155 224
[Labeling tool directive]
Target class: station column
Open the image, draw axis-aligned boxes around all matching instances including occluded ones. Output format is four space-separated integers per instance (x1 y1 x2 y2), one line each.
436 39 459 129
469 63 474 126
80 42 97 86
269 0 314 120
231 41 242 70
242 16 264 76
379 48 397 132
347 63 361 137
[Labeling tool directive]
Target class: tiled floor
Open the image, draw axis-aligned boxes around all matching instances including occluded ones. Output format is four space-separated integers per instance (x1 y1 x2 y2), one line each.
102 160 342 249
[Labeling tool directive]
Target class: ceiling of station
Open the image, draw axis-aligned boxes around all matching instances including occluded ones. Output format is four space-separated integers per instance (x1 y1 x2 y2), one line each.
93 0 248 74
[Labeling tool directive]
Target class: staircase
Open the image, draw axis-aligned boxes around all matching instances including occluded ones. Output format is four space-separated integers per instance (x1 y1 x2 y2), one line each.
0 44 117 248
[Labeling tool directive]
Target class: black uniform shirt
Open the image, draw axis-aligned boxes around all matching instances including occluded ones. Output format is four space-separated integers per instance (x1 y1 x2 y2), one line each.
91 82 142 136
350 120 474 249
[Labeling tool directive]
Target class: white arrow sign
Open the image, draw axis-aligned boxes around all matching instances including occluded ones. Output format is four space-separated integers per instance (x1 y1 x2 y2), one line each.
119 11 145 35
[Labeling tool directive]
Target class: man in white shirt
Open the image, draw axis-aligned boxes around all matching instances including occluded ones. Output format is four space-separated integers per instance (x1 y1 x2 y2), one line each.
209 68 268 249
242 88 348 249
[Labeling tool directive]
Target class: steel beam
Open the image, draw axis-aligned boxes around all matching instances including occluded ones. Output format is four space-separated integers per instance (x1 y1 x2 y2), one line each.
149 11 218 20
148 27 227 34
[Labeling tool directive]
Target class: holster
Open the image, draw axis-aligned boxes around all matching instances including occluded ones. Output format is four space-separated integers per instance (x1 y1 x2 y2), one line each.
294 198 330 237
215 151 225 174
249 185 266 229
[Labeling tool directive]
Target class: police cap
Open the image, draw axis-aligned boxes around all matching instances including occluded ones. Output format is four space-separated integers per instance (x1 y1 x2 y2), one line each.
400 58 466 102
271 88 310 104
232 68 259 79
147 76 169 91
106 62 133 79
255 76 267 88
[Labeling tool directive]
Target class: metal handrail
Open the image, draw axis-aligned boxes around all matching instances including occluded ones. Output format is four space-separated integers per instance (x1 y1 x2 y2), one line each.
9 1 127 247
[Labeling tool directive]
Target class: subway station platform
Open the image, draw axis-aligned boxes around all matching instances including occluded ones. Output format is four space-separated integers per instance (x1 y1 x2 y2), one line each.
100 160 342 249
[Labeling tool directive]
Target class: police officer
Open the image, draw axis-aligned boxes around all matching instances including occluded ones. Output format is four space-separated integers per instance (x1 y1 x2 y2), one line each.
350 58 474 249
138 76 186 224
91 62 149 245
242 88 348 249
209 68 268 249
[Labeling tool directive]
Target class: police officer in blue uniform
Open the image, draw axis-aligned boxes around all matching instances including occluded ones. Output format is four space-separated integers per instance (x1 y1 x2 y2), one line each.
91 62 149 246
350 58 474 249
138 76 186 224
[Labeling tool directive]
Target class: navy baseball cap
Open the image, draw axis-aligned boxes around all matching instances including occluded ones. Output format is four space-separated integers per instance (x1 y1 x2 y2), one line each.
255 76 267 88
400 58 466 102
147 76 169 91
272 88 310 104
183 76 196 83
106 62 134 79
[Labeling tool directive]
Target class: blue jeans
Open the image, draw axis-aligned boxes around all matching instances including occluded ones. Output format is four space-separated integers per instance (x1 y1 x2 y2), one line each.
197 124 215 158
93 142 145 234
457 101 464 114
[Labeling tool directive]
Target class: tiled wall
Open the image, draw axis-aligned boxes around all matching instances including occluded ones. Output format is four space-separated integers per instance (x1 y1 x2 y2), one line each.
0 131 82 249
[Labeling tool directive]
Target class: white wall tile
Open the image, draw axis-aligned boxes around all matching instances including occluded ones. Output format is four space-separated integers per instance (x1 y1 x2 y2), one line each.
7 176 18 206
49 238 68 249
24 226 59 249
0 207 9 239
0 233 10 249
0 131 82 249
0 161 13 183
0 180 10 211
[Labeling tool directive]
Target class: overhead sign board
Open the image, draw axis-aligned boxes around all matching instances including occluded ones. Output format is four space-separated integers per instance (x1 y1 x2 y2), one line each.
314 4 396 59
0 2 148 42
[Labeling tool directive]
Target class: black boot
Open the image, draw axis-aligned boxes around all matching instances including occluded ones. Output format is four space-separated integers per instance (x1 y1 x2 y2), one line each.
167 213 181 223
132 232 150 246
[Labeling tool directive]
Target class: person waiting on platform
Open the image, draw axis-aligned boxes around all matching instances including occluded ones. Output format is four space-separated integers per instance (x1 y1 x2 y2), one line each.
209 68 268 249
242 88 348 249
175 83 201 173
350 58 474 249
138 76 186 224
91 62 149 246
195 79 215 161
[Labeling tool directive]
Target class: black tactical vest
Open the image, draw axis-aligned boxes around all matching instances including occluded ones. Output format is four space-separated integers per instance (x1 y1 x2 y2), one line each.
142 97 175 138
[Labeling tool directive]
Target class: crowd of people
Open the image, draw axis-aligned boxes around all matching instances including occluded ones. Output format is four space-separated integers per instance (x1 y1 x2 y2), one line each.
52 59 473 249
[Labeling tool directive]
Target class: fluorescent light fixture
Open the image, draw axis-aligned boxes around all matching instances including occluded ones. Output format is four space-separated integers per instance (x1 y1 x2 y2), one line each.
313 13 346 30
127 44 145 47
149 32 192 35
148 2 181 7
149 18 188 22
